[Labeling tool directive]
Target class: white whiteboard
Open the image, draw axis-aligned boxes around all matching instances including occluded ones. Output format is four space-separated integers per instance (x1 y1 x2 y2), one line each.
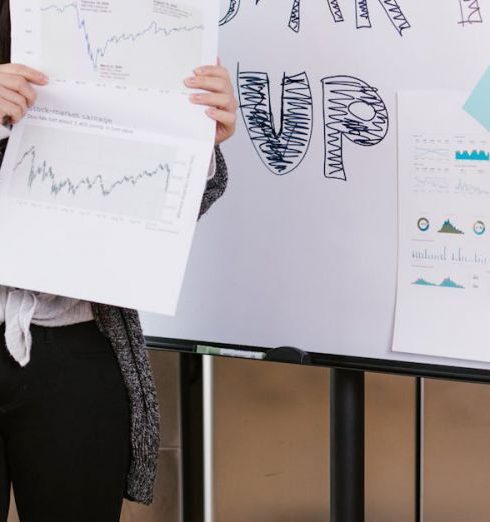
142 0 490 371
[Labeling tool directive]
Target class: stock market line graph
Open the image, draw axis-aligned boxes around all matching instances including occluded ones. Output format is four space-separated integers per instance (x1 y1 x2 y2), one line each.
41 3 204 70
14 145 172 197
10 125 190 223
38 0 204 88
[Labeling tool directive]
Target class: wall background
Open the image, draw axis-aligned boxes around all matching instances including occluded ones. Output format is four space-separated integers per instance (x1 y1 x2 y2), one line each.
8 354 490 521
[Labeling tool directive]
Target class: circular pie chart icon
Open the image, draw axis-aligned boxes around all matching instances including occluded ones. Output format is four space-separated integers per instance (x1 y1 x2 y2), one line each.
474 220 486 236
417 217 430 232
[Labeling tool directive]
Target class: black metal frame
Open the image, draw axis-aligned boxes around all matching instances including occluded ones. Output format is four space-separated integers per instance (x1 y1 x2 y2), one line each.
180 353 204 522
147 336 490 383
415 378 424 522
331 369 365 522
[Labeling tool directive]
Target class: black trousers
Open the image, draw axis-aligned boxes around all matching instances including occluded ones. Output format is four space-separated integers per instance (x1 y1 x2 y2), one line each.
0 321 130 522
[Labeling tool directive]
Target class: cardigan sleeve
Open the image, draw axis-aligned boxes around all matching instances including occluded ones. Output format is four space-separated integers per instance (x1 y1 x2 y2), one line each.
198 145 228 219
0 138 7 167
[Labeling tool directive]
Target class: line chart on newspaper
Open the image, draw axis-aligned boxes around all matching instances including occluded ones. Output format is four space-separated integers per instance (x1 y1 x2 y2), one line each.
0 0 219 314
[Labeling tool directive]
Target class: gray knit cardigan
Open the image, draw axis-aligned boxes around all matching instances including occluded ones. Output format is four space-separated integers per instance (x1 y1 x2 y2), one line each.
0 141 228 504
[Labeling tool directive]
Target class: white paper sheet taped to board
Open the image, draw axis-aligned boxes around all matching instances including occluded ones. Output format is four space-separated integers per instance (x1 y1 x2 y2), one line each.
393 91 490 363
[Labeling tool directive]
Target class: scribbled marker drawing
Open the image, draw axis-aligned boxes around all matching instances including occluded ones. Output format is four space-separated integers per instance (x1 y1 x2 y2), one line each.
290 0 344 32
219 0 241 26
328 0 345 23
356 0 372 28
376 0 411 35
289 0 301 32
238 66 313 176
458 0 483 25
322 76 389 181
331 0 410 33
219 0 410 35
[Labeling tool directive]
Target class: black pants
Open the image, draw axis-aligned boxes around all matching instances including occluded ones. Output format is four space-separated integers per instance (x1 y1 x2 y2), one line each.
0 321 130 522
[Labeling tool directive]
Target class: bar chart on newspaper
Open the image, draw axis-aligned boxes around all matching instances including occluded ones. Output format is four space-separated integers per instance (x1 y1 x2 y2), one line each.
0 0 219 313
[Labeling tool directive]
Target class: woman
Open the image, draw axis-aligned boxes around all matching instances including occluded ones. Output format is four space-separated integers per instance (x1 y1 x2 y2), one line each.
0 1 237 520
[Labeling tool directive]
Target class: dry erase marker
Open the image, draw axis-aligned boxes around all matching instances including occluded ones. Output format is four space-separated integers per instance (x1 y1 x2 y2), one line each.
196 345 266 360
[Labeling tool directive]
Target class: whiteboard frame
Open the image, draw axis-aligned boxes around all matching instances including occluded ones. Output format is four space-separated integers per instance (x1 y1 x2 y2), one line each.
145 336 490 383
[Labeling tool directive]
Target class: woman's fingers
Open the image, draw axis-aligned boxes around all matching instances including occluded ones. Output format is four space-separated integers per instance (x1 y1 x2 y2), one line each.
0 63 49 86
0 64 47 122
0 73 37 107
190 92 237 111
0 85 28 114
206 107 237 128
185 62 237 145
184 74 228 94
194 65 232 83
0 97 26 124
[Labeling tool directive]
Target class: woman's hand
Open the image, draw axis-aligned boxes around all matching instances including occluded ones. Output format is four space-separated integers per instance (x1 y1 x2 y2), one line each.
0 64 48 125
185 64 238 146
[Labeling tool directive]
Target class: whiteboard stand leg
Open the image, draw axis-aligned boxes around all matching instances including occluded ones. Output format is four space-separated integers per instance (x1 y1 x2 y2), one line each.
203 356 215 522
415 377 424 522
331 368 365 522
180 353 204 522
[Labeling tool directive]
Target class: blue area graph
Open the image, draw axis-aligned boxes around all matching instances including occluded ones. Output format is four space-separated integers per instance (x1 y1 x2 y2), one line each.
13 145 172 197
412 278 437 287
455 150 490 161
439 277 465 289
41 3 204 71
412 277 464 289
438 219 464 235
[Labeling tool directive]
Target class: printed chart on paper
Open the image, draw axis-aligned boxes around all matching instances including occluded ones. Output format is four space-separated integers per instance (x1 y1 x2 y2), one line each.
10 124 193 228
393 92 490 363
19 0 204 89
0 0 219 314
